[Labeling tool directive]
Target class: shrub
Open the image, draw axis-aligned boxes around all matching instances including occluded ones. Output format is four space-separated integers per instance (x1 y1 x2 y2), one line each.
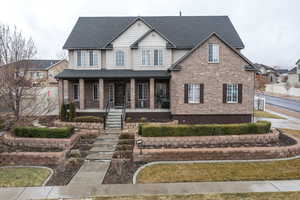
119 133 135 139
60 104 67 121
73 116 103 123
13 126 74 138
138 121 272 137
69 103 76 121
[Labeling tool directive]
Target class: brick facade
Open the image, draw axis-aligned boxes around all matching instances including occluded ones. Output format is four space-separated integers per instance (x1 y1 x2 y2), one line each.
170 35 255 118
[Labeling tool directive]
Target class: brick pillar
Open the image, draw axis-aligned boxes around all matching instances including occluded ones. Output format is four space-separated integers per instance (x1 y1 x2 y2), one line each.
150 78 155 110
99 78 104 110
58 79 64 110
79 79 85 110
130 78 135 109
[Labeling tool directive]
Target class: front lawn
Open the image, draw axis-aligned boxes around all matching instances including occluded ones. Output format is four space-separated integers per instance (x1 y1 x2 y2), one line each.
93 192 300 200
0 167 51 187
137 157 300 183
254 110 285 119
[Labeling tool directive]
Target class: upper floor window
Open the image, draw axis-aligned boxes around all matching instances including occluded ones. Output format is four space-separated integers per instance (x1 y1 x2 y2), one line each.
141 49 163 66
89 51 98 66
208 44 219 63
154 49 163 66
116 50 125 66
142 49 151 66
76 50 98 67
226 84 238 103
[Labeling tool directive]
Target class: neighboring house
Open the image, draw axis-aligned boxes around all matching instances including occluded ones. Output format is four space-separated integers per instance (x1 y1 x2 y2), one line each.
276 69 289 83
254 63 279 84
56 16 256 124
287 67 300 87
0 59 69 86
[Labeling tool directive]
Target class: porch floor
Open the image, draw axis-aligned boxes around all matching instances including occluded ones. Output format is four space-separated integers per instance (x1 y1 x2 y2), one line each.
77 108 171 113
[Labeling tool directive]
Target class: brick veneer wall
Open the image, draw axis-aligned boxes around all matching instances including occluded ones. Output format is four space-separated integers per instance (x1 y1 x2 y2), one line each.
170 35 255 117
136 129 280 147
133 132 300 162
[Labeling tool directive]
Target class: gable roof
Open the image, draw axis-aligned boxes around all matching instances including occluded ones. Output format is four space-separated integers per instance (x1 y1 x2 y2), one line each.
276 69 289 74
169 32 255 71
63 16 245 50
0 59 62 71
130 29 176 49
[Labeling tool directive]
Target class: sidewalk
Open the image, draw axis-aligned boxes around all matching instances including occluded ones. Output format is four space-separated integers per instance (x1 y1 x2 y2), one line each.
4 179 300 199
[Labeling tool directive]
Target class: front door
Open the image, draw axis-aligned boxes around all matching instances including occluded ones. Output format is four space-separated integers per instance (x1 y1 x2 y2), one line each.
114 82 125 107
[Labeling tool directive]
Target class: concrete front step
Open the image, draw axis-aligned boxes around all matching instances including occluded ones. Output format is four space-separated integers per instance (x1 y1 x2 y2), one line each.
97 135 119 139
89 146 116 152
93 140 118 146
86 152 114 160
95 138 119 142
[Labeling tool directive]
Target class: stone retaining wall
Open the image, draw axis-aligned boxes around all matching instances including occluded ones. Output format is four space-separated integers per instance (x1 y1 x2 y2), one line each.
136 129 280 147
133 132 300 162
2 129 99 149
0 129 99 166
0 151 66 165
53 120 103 130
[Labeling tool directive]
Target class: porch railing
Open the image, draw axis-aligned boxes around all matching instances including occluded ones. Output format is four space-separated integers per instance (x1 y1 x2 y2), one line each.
121 96 127 130
103 101 112 130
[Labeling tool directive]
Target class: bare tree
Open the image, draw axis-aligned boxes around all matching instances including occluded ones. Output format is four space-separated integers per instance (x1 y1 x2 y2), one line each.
56 50 67 60
0 24 56 122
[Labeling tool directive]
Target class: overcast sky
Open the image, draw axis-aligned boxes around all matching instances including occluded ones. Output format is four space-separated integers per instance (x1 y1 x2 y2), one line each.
1 0 299 69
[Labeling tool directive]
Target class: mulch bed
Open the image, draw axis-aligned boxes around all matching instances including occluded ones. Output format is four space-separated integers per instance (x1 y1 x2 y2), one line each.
142 133 296 149
0 141 63 153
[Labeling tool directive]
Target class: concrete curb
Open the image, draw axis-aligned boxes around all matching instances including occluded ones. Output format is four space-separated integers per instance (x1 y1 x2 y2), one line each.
0 166 54 186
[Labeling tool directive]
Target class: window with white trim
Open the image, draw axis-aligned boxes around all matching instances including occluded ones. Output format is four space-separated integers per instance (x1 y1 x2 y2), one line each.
116 50 125 66
73 83 79 101
93 83 99 100
89 50 98 66
188 84 200 103
77 51 82 66
208 44 219 63
154 49 163 66
141 49 151 66
226 84 238 103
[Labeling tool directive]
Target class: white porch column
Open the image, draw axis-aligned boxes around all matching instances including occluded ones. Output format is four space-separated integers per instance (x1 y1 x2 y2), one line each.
150 78 155 110
99 78 104 110
130 78 135 109
58 79 64 110
79 79 85 110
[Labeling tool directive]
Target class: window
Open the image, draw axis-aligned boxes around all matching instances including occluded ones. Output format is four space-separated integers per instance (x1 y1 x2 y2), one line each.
138 82 148 108
73 84 79 101
141 49 151 66
188 84 200 103
208 44 219 63
77 51 82 66
89 51 98 66
93 83 99 100
154 49 163 66
116 50 125 66
226 84 238 103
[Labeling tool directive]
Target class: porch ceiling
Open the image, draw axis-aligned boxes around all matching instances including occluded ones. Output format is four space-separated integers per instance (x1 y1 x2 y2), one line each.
56 69 170 79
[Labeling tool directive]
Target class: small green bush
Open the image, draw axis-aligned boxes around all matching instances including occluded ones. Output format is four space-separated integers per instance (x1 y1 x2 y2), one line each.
74 116 103 123
69 103 76 121
138 121 272 137
13 126 74 138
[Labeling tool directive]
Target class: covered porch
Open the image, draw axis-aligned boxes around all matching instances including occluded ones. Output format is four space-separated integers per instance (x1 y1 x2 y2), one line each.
57 69 171 113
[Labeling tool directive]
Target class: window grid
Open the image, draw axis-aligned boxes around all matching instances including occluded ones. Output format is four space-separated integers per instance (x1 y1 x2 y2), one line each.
116 51 125 66
142 49 151 66
77 51 81 66
93 83 99 100
208 44 219 63
188 84 200 103
227 84 238 103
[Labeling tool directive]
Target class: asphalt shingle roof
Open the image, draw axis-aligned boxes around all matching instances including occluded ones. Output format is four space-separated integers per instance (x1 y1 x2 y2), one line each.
0 60 61 70
55 69 170 79
63 16 244 49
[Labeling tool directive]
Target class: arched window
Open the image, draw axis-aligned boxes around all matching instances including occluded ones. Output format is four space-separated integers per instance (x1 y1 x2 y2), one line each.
116 50 125 66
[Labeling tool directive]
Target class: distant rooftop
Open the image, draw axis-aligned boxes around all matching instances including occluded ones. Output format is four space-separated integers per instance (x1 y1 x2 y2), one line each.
0 59 62 70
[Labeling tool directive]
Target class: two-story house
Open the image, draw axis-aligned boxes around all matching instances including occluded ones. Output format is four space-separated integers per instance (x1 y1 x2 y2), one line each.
56 16 256 124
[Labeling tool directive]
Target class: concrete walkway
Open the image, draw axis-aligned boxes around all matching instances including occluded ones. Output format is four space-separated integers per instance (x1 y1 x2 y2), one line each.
4 180 300 199
68 129 120 187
